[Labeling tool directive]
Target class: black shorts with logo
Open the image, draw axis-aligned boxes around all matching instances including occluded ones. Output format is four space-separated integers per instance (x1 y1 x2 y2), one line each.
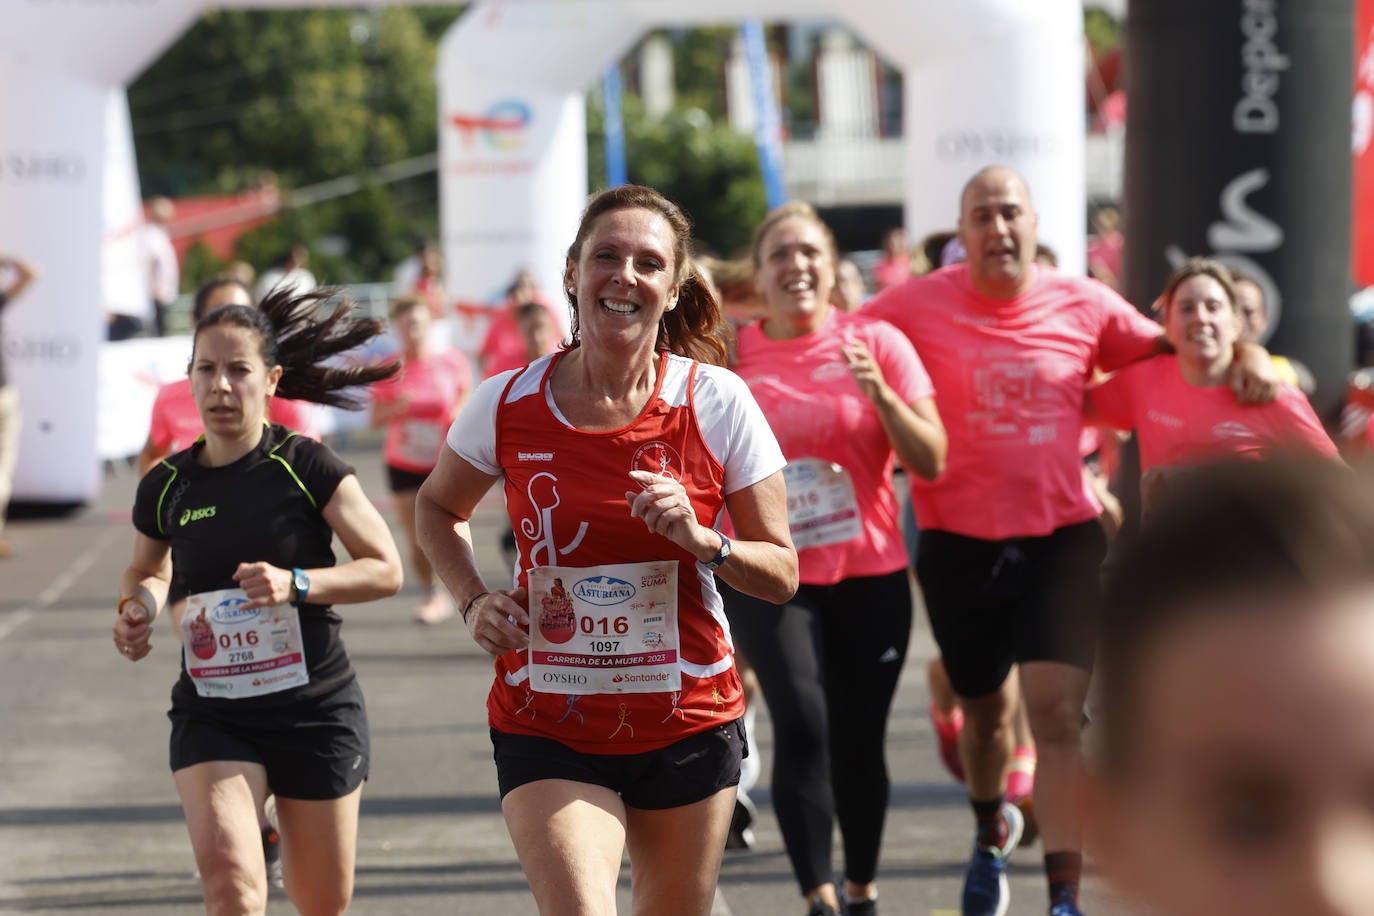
168 678 369 801
916 520 1106 699
491 718 747 810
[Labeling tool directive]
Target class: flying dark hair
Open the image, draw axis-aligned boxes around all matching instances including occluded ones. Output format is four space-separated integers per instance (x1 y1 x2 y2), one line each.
195 286 399 409
563 185 729 367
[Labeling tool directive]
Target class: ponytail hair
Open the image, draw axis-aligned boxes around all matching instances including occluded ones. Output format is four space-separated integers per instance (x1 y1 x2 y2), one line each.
659 267 730 367
195 286 399 409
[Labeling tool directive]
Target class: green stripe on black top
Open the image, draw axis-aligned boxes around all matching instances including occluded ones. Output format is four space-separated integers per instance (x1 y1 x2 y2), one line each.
154 460 179 537
268 430 317 509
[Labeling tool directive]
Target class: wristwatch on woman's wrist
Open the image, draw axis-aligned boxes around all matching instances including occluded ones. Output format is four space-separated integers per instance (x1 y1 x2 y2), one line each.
289 567 311 607
705 530 732 570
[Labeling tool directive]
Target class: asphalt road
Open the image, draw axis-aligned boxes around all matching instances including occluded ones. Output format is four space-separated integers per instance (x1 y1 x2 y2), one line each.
0 435 1122 915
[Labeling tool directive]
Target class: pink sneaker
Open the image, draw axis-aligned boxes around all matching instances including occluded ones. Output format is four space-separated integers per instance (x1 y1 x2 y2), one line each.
930 702 965 783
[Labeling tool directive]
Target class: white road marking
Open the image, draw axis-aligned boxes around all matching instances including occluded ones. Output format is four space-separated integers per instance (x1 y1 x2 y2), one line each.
0 528 120 641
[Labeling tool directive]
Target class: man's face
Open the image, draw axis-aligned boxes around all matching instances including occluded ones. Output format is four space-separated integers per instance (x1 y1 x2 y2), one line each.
957 171 1038 298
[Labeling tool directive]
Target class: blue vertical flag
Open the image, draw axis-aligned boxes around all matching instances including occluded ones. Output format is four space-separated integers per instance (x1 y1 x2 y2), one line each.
741 18 787 210
602 64 627 189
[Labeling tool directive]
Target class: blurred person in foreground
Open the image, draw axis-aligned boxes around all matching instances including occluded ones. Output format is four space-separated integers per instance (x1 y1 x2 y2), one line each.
0 253 37 558
1090 456 1374 916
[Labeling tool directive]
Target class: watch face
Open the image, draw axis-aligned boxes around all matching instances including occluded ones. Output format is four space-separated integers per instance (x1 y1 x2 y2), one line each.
293 569 309 594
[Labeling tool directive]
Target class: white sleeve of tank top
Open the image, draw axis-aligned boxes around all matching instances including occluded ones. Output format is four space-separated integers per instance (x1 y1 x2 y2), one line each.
692 363 787 495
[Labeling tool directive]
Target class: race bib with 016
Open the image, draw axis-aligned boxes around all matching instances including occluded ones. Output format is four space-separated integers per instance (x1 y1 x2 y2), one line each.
527 562 681 695
782 458 862 550
181 588 309 699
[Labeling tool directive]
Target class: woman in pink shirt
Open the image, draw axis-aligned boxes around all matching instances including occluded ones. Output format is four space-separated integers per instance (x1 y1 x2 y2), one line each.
1089 257 1338 514
725 202 947 916
370 295 472 623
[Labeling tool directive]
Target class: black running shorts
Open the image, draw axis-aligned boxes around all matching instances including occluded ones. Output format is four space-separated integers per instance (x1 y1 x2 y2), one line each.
491 718 747 810
916 520 1106 699
169 679 370 800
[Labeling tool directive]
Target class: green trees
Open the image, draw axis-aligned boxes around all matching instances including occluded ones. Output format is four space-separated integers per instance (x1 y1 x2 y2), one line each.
588 92 767 258
131 8 461 285
132 9 767 281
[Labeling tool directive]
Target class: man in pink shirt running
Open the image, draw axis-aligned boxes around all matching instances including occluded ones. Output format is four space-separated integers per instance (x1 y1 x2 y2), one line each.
865 166 1274 916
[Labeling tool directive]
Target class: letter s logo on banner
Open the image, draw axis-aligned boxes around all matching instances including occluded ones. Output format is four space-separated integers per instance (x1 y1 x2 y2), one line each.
1164 169 1285 340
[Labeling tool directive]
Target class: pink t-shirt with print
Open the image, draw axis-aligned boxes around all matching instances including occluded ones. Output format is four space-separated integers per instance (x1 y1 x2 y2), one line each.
372 348 472 473
864 264 1161 540
733 309 934 584
1090 355 1337 472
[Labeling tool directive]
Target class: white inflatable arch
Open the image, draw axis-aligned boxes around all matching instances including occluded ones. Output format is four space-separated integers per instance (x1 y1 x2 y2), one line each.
0 0 1083 503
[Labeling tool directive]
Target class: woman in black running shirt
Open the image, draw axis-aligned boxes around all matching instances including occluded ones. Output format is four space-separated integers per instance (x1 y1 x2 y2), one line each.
112 288 403 915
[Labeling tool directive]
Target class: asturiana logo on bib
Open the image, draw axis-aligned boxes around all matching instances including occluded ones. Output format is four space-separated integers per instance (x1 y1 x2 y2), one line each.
180 506 216 526
573 575 636 606
210 597 260 625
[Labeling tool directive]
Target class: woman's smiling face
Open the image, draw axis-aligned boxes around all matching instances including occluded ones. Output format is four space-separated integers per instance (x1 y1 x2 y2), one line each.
565 206 680 352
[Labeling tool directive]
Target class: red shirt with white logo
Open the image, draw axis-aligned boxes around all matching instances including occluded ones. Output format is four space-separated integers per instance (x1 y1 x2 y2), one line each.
447 350 785 754
864 264 1161 540
1090 355 1337 472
